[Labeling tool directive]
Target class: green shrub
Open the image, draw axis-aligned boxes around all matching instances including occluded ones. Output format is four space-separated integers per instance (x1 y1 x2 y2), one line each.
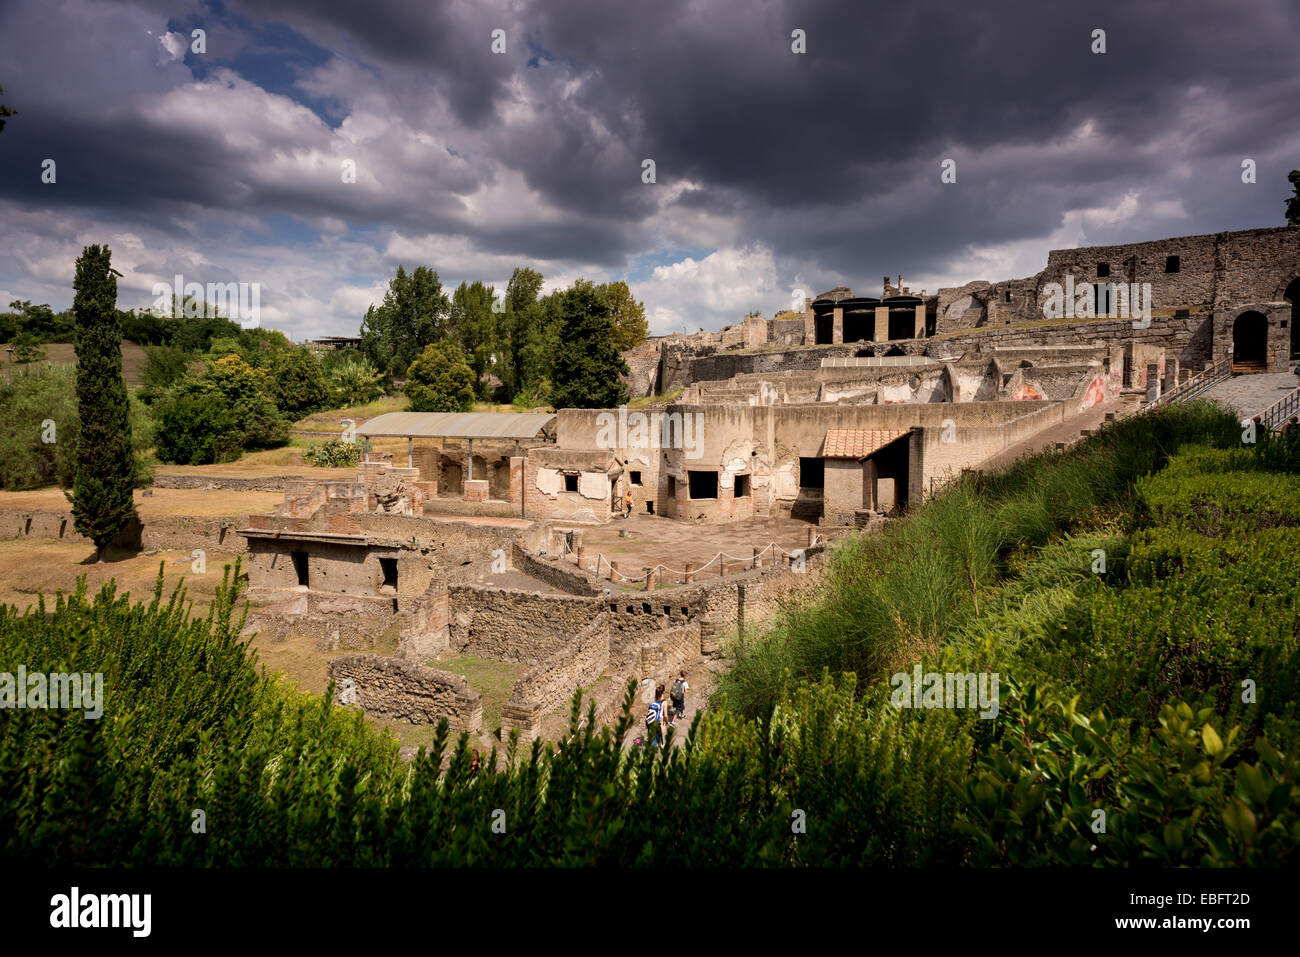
153 355 288 464
0 363 78 489
303 438 361 468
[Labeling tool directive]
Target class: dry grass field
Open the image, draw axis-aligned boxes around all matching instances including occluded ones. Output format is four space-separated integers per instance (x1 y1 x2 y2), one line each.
3 340 149 387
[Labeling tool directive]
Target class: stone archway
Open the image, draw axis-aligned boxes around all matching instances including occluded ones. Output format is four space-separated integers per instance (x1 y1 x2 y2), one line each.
1285 277 1300 359
1232 311 1268 371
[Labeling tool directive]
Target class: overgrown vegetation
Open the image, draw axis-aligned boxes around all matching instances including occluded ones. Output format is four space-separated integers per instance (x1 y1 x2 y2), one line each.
3 402 1297 865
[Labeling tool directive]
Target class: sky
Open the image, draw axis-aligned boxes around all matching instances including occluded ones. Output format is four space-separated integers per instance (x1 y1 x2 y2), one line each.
0 0 1297 341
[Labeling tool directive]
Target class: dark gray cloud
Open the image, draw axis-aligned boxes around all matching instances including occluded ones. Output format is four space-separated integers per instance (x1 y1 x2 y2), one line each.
0 0 1296 331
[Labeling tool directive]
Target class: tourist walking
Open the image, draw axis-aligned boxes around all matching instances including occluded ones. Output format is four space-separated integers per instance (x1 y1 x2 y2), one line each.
645 683 667 746
668 670 689 726
623 489 633 518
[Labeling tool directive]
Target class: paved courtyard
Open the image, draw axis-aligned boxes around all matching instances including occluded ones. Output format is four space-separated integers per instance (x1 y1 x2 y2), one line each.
1201 371 1300 418
569 513 820 587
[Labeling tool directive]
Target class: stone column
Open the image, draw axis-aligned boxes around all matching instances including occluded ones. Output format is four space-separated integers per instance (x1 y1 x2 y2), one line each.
684 563 693 584
864 458 878 512
832 305 844 344
874 305 889 342
914 303 926 339
643 568 653 591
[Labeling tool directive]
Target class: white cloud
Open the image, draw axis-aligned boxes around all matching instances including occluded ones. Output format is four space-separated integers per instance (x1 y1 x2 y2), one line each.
638 245 780 335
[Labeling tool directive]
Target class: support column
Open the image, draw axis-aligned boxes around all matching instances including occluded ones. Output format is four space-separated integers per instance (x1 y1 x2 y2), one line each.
874 306 889 343
914 303 926 339
467 438 474 481
864 458 878 511
832 306 844 344
407 436 413 468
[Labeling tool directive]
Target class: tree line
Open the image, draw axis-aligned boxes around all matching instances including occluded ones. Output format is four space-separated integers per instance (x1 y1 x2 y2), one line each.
360 266 646 410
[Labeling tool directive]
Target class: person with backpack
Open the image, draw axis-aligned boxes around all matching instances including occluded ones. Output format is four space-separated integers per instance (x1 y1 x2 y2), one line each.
668 670 689 725
645 683 667 747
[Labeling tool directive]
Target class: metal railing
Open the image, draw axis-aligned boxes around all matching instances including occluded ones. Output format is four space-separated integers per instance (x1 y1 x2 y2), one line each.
1259 386 1300 433
1139 357 1232 413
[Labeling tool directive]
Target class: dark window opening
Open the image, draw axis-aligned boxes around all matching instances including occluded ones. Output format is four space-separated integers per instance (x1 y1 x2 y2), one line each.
1095 282 1113 317
687 470 718 499
379 557 398 590
1096 263 1110 278
642 602 652 613
813 311 834 345
681 607 689 615
629 470 642 485
887 309 915 340
564 473 578 492
842 311 872 343
1175 308 1190 318
646 501 654 514
734 474 750 497
799 457 824 489
291 551 309 587
1004 291 1012 302
667 476 677 498
626 605 635 614
609 603 618 612
1165 255 1180 273
854 348 872 358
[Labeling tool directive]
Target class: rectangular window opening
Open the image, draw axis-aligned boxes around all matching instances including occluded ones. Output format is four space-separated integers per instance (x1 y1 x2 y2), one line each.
687 470 718 499
1096 263 1110 278
1165 255 1180 273
564 473 579 492
630 470 642 485
799 457 824 490
733 474 750 497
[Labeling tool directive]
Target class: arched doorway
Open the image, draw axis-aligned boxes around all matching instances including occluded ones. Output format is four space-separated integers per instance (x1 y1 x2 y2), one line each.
1232 311 1268 371
1285 278 1300 359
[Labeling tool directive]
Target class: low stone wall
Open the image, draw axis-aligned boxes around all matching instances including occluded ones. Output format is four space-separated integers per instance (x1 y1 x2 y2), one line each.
511 543 601 596
0 509 248 553
448 585 603 663
507 613 611 717
637 620 702 677
328 654 482 731
153 474 311 492
242 591 397 651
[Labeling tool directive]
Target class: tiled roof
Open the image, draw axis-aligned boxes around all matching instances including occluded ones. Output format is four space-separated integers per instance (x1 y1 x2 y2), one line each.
821 428 911 459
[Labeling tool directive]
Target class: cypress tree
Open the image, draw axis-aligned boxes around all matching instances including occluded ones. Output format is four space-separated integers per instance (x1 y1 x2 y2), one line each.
68 244 136 562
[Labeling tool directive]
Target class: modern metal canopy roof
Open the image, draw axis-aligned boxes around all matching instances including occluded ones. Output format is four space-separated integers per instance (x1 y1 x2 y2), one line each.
355 411 556 440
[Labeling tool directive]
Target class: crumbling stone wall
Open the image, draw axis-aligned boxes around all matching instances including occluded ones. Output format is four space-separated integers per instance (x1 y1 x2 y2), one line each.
448 586 603 664
507 613 612 717
328 654 482 731
1 510 248 553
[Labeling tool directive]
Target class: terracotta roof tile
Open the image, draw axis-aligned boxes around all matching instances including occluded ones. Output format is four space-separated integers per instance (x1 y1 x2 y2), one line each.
821 428 911 459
